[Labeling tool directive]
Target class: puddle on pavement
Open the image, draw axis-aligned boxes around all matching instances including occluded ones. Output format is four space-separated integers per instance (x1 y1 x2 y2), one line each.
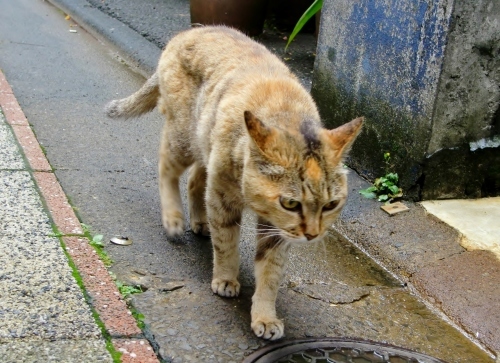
285 230 401 289
278 232 493 363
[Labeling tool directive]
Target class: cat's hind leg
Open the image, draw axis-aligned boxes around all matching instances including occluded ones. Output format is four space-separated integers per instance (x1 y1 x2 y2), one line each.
158 129 192 237
188 162 210 236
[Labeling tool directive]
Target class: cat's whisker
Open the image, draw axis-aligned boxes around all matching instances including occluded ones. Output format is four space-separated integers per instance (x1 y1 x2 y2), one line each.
258 233 283 239
236 222 277 232
256 223 276 229
257 231 280 235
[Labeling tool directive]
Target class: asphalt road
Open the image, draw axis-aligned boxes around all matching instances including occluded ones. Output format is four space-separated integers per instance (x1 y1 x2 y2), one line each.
0 1 494 362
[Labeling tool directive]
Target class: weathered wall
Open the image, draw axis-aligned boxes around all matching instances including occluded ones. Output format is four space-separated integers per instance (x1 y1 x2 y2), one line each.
312 0 500 200
424 0 500 199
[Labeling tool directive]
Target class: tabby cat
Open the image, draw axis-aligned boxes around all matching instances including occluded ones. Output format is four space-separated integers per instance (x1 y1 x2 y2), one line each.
106 26 363 340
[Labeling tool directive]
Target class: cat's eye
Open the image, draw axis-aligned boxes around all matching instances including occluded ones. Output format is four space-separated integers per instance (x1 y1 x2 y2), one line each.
323 200 339 211
280 197 301 211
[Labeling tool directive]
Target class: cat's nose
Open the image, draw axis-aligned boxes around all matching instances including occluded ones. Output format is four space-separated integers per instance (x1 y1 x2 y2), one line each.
305 233 318 241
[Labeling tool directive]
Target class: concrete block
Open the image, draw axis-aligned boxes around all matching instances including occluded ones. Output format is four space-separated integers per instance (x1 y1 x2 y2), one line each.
312 0 500 200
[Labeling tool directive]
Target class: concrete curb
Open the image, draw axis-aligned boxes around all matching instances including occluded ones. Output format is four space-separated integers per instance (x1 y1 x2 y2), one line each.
0 70 160 363
46 0 161 78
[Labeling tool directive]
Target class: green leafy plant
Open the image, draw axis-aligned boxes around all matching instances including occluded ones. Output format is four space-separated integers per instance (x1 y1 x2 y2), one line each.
285 0 323 51
359 153 403 203
89 234 104 247
82 224 113 266
115 280 142 299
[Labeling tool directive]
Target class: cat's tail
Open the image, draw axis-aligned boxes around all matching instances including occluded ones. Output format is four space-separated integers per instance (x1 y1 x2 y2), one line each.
105 72 160 119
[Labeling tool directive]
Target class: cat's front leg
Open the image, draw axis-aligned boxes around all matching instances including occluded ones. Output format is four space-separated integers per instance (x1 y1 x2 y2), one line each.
251 222 291 340
206 181 243 297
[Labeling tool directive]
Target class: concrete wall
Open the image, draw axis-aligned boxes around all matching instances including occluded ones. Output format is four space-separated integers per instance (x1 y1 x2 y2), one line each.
312 0 500 200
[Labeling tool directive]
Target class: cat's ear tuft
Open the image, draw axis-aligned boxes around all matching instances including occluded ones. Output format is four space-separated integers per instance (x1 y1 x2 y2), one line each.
244 111 276 153
323 117 364 157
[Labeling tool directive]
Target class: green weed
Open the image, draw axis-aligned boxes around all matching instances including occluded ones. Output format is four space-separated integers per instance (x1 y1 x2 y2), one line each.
81 224 113 267
115 280 142 299
359 153 403 203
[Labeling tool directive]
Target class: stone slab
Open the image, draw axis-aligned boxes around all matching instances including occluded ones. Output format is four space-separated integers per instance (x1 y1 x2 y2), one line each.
0 114 24 170
421 198 500 259
0 338 112 363
411 250 500 353
0 171 100 341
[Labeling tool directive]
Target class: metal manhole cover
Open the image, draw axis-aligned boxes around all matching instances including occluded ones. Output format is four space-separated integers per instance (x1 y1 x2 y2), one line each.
243 338 448 363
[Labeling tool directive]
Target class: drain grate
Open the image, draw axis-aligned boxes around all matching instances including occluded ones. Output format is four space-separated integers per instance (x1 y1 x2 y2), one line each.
243 338 448 363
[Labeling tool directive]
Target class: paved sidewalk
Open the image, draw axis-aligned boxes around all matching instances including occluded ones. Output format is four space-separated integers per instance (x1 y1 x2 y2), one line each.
0 71 158 362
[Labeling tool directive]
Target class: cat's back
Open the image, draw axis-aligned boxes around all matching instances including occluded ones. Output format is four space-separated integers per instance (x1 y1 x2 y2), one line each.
158 26 291 83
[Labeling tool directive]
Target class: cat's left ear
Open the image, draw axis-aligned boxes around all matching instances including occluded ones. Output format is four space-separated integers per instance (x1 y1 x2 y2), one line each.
322 117 364 158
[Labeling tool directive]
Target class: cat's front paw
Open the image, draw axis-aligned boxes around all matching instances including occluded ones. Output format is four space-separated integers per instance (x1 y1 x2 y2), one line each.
251 318 284 340
211 278 240 297
162 212 185 237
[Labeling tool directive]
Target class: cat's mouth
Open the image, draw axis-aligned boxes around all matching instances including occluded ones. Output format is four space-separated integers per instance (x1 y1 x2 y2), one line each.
258 224 326 244
282 231 326 244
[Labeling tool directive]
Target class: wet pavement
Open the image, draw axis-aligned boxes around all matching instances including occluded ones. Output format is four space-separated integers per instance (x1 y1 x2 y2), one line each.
0 0 497 362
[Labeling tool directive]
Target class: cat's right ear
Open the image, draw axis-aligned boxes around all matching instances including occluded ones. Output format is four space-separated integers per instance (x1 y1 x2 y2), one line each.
244 111 278 154
323 117 364 158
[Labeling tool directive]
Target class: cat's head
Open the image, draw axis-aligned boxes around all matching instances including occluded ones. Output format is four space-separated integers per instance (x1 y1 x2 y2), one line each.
242 111 363 243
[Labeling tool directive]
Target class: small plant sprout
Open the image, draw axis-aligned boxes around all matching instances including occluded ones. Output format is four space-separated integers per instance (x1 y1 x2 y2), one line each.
90 234 104 247
82 224 113 266
359 153 403 203
115 280 142 299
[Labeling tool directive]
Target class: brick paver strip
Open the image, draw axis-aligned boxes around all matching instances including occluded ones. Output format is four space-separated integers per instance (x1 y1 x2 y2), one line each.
113 339 160 363
0 71 12 94
0 72 29 125
63 236 143 337
0 92 29 126
33 171 83 234
2 70 158 362
12 125 51 170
